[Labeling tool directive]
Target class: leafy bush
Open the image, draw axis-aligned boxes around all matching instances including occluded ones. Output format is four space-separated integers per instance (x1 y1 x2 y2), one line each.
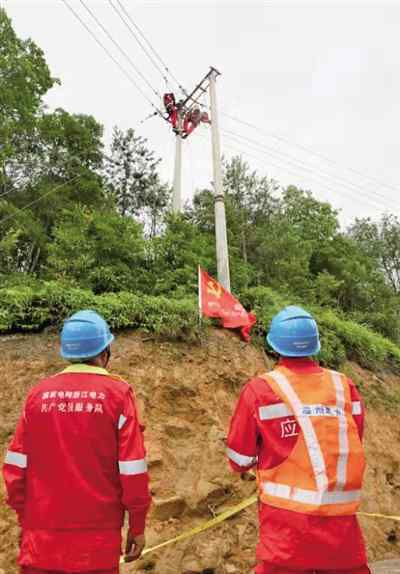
316 309 400 371
242 287 400 371
46 206 150 294
0 282 200 340
1 282 399 371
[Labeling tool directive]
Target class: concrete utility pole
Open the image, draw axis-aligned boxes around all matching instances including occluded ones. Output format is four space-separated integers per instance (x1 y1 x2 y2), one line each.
209 67 231 292
172 108 183 213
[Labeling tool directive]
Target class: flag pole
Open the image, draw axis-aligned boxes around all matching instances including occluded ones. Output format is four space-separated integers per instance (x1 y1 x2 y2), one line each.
198 265 202 324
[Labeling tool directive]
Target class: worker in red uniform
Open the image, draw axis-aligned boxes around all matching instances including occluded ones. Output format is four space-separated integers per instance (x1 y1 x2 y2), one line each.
3 309 151 574
182 107 211 138
163 92 178 129
227 306 370 574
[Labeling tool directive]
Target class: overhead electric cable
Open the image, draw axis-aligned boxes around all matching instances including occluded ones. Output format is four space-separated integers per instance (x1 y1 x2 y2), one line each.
112 0 189 96
222 133 396 212
0 174 82 225
221 128 396 209
222 112 399 197
60 0 161 115
218 135 395 212
219 137 381 212
197 131 380 211
0 142 148 220
78 0 162 102
0 185 23 201
107 0 170 86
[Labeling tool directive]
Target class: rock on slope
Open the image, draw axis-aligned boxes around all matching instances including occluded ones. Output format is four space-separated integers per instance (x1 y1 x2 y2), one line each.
1 328 400 573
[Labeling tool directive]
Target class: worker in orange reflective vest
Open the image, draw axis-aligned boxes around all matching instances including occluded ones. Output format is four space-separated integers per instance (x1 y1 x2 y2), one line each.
227 306 370 574
3 310 151 574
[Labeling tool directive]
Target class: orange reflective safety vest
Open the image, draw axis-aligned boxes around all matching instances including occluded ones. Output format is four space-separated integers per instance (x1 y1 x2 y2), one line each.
257 366 366 516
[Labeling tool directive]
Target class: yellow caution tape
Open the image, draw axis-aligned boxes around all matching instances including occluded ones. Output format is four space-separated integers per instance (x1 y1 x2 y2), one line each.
120 494 257 564
120 494 400 565
358 511 400 523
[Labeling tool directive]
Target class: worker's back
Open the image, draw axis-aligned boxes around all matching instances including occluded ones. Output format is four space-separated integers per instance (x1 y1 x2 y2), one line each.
227 305 370 574
14 365 144 531
4 310 151 572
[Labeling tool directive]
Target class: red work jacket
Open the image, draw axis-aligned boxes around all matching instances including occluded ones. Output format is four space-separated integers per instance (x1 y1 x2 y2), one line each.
2 364 151 572
227 357 367 570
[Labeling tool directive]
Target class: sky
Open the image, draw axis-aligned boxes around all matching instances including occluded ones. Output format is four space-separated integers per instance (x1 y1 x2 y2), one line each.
3 0 399 227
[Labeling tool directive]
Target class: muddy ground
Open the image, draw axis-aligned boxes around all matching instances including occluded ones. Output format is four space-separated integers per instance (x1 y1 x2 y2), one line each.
1 328 400 573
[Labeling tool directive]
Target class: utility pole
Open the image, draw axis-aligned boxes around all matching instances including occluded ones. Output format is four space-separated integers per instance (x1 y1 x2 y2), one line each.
172 107 183 213
162 69 230 289
209 67 231 292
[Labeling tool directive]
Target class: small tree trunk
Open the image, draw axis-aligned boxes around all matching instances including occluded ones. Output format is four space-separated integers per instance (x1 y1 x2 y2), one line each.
241 227 248 264
29 246 41 274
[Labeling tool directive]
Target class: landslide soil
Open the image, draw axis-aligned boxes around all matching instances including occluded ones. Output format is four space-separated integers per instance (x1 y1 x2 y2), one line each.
1 328 400 573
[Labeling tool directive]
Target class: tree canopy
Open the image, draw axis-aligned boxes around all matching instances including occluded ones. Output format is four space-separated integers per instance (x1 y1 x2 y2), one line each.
1 7 399 345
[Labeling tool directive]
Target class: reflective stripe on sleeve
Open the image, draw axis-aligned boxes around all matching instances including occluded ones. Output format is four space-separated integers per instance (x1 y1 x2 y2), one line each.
262 481 361 506
227 447 257 467
118 414 127 430
352 401 362 415
331 370 349 490
118 458 148 475
5 450 27 469
259 403 293 420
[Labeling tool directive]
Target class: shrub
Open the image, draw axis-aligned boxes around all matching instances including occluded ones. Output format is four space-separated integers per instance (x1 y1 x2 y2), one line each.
242 287 400 371
0 282 200 340
1 282 399 372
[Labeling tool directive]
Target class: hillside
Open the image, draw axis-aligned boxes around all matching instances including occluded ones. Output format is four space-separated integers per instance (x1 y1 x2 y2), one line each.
1 327 400 573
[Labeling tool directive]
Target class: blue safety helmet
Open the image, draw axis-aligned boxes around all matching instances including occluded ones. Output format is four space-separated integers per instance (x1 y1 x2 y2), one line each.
60 310 114 361
266 305 320 357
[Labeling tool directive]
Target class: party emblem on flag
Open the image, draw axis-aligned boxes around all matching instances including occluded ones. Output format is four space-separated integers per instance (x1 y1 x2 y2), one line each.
198 267 256 342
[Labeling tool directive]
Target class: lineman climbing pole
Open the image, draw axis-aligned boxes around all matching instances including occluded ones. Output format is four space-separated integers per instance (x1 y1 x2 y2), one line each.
164 67 231 291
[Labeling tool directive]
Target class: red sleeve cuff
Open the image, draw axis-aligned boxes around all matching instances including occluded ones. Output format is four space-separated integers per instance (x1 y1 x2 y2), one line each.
128 507 149 536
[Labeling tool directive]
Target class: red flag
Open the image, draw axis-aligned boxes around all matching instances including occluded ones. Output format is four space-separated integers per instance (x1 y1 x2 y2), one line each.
198 267 256 342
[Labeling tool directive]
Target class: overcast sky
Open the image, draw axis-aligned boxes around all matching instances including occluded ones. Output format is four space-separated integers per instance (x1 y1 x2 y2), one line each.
3 0 399 227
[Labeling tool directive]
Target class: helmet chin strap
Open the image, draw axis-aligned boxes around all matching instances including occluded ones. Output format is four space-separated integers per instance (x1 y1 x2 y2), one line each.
104 347 111 368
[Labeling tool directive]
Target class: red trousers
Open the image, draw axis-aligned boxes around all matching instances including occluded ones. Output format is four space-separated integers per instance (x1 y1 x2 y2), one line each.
255 565 371 574
21 568 118 574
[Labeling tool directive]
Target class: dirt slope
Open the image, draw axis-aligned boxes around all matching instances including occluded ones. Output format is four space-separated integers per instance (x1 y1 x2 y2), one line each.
1 328 400 573
372 561 400 574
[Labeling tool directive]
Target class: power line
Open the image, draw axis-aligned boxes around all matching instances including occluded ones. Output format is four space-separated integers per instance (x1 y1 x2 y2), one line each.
197 130 383 212
112 0 189 97
78 0 162 103
0 183 23 201
191 128 387 211
219 138 377 205
60 1 392 215
221 128 397 210
107 0 170 86
221 132 395 212
60 0 161 115
0 141 149 222
221 112 399 198
0 174 82 225
219 135 393 212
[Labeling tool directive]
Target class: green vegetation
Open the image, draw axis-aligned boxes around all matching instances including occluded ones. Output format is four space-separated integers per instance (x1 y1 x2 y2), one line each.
1 282 399 374
1 7 400 374
0 282 199 340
